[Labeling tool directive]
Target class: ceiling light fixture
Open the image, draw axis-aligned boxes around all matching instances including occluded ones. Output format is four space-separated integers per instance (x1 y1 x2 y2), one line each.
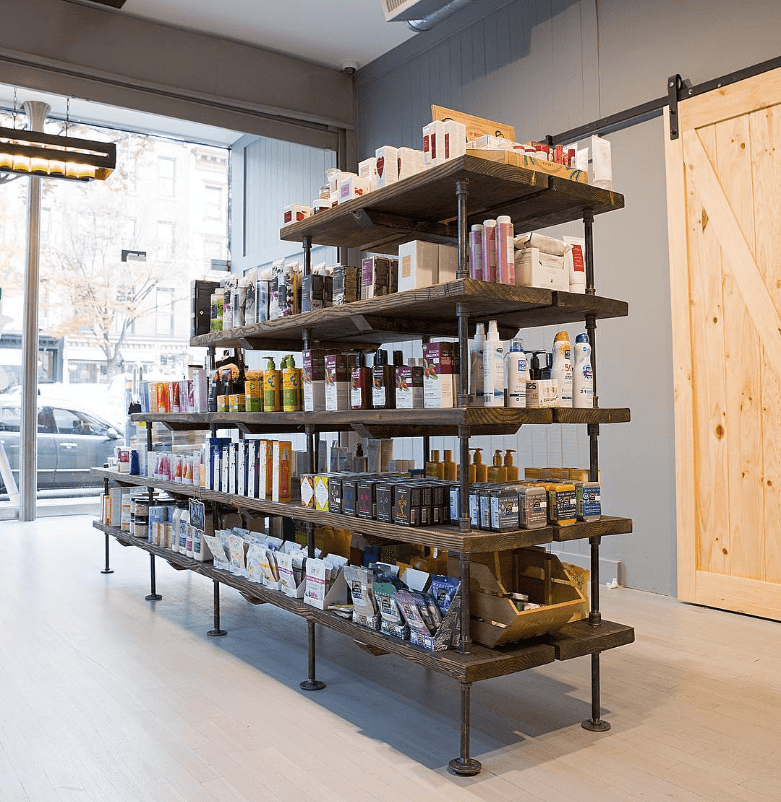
0 98 116 182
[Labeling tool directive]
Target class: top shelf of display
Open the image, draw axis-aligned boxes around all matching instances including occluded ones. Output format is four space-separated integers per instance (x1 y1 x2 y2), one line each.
279 153 624 253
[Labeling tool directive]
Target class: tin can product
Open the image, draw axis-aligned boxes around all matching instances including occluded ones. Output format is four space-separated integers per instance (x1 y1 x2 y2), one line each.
490 487 521 531
575 481 601 521
518 486 548 529
547 483 577 526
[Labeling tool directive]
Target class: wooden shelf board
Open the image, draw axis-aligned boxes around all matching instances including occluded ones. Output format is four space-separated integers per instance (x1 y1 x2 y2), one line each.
131 406 630 435
93 521 632 682
278 155 623 251
93 469 632 552
189 280 627 350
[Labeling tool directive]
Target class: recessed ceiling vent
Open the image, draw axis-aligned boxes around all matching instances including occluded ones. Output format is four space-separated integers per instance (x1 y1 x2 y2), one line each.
382 0 454 22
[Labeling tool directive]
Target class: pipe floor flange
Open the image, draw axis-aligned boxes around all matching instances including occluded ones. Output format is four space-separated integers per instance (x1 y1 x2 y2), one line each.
145 594 162 601
582 718 611 732
447 758 482 776
299 680 326 692
207 629 227 637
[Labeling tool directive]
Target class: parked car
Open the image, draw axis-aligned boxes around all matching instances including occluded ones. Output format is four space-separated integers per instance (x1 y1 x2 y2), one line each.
0 398 121 493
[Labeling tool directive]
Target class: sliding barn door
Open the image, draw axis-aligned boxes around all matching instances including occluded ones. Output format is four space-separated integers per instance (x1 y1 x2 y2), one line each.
665 69 781 619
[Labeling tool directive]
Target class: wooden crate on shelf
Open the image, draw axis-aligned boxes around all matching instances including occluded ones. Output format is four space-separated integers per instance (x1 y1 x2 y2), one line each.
454 547 587 648
469 148 588 184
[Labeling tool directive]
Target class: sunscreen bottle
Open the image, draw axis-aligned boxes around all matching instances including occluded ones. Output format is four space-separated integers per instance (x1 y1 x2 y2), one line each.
572 333 594 408
482 320 504 407
551 331 573 407
505 333 529 408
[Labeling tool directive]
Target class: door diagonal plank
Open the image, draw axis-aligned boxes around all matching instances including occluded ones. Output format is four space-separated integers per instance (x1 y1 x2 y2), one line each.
682 129 781 376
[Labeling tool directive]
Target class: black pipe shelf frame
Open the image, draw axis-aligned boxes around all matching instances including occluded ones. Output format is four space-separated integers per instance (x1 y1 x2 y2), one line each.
94 159 633 777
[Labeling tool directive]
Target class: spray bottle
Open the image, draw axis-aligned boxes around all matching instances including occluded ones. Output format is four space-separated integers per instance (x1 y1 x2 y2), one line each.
505 332 529 408
482 320 504 407
551 331 573 407
572 333 594 408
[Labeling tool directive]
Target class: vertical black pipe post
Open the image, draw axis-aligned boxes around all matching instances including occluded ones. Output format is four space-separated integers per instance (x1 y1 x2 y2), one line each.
302 235 312 278
207 580 227 636
300 519 326 692
456 179 470 280
101 476 114 574
145 553 162 601
447 682 482 776
581 209 610 732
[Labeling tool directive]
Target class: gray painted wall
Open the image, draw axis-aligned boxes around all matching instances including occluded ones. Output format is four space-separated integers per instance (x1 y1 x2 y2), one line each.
356 0 781 595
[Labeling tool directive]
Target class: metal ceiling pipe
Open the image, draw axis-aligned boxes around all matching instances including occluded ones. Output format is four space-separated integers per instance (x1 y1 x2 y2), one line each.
19 100 49 521
407 0 476 32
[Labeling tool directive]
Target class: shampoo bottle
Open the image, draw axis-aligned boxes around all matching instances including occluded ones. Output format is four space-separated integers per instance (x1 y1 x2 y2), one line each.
470 323 486 404
371 349 395 409
263 357 281 412
504 449 519 481
282 355 301 412
552 331 573 407
481 219 497 282
469 223 484 280
350 351 372 410
442 449 457 481
487 450 507 482
496 215 515 284
505 333 529 408
482 320 504 407
572 333 594 408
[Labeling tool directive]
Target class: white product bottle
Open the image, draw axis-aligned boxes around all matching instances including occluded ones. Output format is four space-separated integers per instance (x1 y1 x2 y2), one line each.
482 320 505 407
573 332 594 408
496 215 515 285
552 331 573 407
171 502 183 553
179 507 190 557
469 224 484 280
469 323 486 403
481 220 497 282
505 334 529 408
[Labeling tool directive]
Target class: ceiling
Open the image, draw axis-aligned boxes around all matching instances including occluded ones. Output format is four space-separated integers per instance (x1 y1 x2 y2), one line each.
91 0 417 71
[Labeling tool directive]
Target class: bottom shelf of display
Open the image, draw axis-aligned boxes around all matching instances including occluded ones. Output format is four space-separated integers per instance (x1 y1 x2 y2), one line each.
93 522 634 684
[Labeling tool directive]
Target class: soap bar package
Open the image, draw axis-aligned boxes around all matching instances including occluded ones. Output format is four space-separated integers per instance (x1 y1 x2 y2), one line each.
332 265 361 305
356 479 378 520
361 256 392 300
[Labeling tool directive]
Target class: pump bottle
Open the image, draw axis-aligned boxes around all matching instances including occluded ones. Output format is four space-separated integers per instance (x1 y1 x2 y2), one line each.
482 320 504 407
504 449 519 481
473 448 488 482
487 450 507 482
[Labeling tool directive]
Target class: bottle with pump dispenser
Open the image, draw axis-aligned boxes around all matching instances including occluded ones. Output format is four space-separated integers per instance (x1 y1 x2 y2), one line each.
482 320 504 407
470 323 486 404
467 449 477 483
552 331 573 407
487 450 507 482
282 355 301 412
505 332 529 408
473 448 488 482
263 357 281 412
572 333 594 408
504 449 519 481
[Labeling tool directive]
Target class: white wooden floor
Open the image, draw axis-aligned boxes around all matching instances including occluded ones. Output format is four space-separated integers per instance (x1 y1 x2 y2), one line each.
1 515 780 802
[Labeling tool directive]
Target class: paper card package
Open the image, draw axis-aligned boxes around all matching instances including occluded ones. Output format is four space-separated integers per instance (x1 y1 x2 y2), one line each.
304 557 349 610
422 342 455 409
277 550 307 598
361 256 393 300
514 247 568 291
344 565 380 630
397 147 425 180
438 244 458 284
375 145 399 188
397 240 439 292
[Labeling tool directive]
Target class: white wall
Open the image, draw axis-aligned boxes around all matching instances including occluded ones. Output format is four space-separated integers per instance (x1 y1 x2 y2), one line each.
355 0 781 595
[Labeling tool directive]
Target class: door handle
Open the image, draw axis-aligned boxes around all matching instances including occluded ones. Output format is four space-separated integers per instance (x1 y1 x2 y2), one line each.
59 442 78 449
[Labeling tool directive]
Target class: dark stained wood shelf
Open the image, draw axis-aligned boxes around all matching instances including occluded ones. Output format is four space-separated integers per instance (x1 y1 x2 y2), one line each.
92 469 632 553
93 521 633 683
190 279 628 350
130 406 630 436
278 154 624 252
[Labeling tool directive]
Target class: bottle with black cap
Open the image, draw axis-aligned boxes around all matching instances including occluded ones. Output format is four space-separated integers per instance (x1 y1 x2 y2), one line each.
372 349 395 409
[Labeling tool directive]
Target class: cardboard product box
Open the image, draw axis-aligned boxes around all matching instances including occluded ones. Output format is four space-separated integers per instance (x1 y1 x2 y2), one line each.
375 482 396 523
515 248 568 291
302 349 326 412
375 145 399 188
246 440 258 498
397 240 439 292
325 354 350 411
422 342 455 409
358 156 378 190
423 120 445 167
228 443 238 495
236 441 248 497
193 371 209 412
328 475 343 514
300 474 316 508
244 272 258 324
282 203 311 225
341 477 360 517
468 147 588 184
450 547 586 647
338 174 371 203
438 244 458 284
277 551 307 598
356 479 379 520
397 147 424 180
303 559 349 610
361 256 392 300
220 445 230 493
257 440 273 499
394 483 422 527
272 441 292 503
443 120 467 160
313 474 330 512
191 279 221 338
332 265 361 305
395 365 424 409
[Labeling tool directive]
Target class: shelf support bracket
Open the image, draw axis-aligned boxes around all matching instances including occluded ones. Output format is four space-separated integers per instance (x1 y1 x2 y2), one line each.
207 579 227 637
101 531 114 574
582 535 610 732
447 682 482 776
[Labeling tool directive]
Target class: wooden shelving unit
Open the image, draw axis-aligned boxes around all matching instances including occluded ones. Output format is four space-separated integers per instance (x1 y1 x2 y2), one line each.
95 157 633 776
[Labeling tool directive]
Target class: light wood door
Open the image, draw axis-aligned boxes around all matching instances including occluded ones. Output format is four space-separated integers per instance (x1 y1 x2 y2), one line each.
665 69 781 619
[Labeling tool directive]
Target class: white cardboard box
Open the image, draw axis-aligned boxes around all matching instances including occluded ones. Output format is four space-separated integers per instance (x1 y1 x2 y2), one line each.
515 248 568 291
438 244 458 283
398 240 439 292
375 146 399 188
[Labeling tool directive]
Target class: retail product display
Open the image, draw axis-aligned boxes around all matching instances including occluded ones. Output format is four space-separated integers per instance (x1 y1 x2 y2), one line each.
93 145 633 777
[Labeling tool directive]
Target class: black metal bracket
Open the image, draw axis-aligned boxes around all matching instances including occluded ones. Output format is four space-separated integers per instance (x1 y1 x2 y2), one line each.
668 74 683 139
